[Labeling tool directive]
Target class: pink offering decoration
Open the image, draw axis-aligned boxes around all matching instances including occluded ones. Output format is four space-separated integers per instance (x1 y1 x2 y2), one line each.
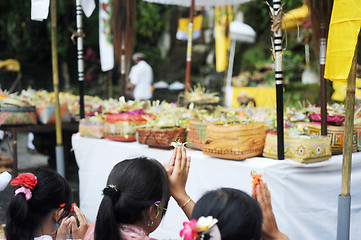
309 113 345 123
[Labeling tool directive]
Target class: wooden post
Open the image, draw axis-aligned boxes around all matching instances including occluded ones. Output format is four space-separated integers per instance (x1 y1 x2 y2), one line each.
341 45 357 196
51 0 65 177
184 0 195 95
320 23 328 136
51 0 62 147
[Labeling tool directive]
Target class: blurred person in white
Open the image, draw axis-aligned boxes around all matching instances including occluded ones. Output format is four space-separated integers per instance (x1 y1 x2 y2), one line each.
127 53 153 100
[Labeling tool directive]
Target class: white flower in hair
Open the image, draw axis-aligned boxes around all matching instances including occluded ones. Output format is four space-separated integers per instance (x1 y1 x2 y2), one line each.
196 216 218 232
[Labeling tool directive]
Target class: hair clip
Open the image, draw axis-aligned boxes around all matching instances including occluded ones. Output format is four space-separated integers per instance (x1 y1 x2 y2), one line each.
15 186 32 201
103 185 120 201
11 172 37 190
154 201 167 218
180 216 219 240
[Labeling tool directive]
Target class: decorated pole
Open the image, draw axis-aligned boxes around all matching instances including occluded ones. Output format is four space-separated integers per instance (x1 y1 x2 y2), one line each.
320 21 327 136
76 0 85 119
184 0 195 95
271 0 284 160
51 0 65 177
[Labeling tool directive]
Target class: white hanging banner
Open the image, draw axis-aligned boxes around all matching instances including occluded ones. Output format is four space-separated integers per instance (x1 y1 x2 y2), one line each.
31 0 50 21
30 0 94 21
81 0 96 18
99 0 114 71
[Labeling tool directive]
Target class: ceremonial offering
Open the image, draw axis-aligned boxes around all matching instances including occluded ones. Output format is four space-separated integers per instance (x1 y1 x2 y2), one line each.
309 112 345 126
202 123 266 160
186 120 207 150
103 110 149 142
251 171 263 196
185 84 220 104
136 127 187 149
263 133 332 163
0 106 37 125
79 117 104 139
307 124 356 154
36 103 70 125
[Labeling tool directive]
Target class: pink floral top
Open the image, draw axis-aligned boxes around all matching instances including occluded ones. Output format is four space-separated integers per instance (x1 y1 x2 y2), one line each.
83 222 157 240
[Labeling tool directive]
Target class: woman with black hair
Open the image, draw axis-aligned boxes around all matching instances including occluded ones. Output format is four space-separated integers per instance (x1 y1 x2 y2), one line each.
84 145 193 240
5 168 88 240
190 182 289 240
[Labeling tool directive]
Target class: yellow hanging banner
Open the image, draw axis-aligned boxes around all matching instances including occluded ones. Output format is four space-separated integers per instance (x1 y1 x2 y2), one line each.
324 0 361 84
215 6 233 72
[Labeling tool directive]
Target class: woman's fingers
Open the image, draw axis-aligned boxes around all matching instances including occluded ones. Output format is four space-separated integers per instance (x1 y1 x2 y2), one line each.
169 148 177 166
174 147 182 172
185 156 191 179
74 206 88 225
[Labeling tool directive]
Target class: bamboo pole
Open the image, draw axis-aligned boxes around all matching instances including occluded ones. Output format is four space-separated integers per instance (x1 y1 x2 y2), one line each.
337 43 357 240
341 46 357 197
184 0 195 95
51 0 65 177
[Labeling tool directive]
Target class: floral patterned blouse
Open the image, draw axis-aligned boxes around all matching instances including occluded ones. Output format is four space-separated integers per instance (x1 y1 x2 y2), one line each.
83 222 157 240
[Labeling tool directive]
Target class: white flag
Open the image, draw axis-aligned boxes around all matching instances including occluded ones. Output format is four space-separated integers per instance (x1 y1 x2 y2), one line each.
30 0 95 21
31 0 50 21
81 0 96 18
99 0 114 71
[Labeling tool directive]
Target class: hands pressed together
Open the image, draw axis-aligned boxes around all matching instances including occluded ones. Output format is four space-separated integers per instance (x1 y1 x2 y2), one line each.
56 206 89 240
255 181 289 240
163 145 194 219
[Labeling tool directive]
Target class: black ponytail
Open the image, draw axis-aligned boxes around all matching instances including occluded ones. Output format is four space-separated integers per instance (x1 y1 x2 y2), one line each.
5 168 73 240
95 157 170 240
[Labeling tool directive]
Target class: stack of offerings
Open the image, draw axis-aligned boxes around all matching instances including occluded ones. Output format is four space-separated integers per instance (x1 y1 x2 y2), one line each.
103 110 150 142
0 94 36 125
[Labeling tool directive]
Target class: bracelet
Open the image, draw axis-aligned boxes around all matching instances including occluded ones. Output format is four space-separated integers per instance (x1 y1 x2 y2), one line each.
180 197 192 209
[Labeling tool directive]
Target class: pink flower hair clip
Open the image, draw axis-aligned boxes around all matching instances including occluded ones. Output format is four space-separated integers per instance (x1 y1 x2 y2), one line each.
11 172 38 201
180 216 220 240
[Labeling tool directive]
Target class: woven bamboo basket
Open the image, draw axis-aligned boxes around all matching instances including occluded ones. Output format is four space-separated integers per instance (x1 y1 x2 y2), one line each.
202 123 266 160
186 120 207 150
136 127 187 149
263 134 332 163
307 123 356 154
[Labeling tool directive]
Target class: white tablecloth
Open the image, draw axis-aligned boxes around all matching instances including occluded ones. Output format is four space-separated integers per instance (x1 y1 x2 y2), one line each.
72 133 361 240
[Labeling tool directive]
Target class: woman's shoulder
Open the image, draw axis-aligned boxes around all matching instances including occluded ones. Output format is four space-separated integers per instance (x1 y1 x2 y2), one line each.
83 222 96 240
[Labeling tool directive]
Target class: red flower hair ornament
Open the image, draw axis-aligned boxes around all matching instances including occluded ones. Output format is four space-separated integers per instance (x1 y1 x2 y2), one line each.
11 173 37 201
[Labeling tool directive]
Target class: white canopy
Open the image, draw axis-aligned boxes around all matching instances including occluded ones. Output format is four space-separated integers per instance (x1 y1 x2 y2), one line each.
230 21 256 43
144 0 249 7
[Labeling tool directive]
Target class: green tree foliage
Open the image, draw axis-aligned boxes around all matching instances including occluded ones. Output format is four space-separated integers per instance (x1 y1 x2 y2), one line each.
134 1 172 76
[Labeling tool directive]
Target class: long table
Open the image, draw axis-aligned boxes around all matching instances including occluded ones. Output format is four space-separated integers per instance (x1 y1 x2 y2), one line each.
72 133 361 239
